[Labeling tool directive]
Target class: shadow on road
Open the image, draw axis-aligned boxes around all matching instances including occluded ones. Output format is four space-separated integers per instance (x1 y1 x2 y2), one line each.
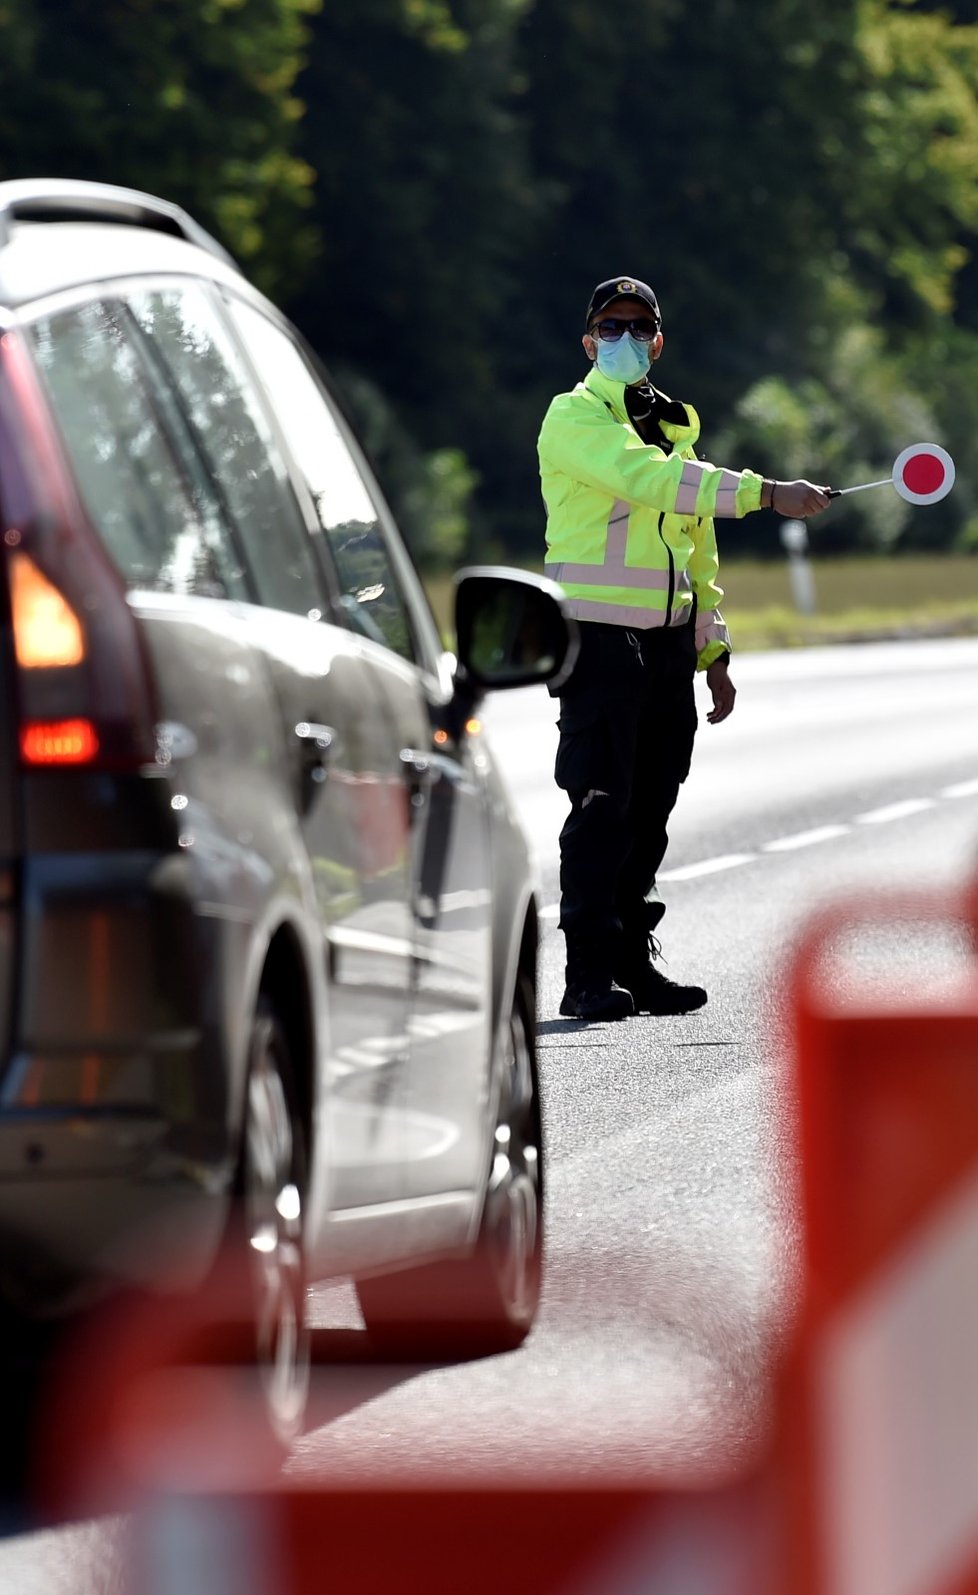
305 1327 446 1434
537 1017 624 1039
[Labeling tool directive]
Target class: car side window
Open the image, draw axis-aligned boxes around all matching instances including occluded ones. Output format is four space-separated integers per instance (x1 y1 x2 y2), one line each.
128 285 325 620
223 295 422 665
28 300 249 600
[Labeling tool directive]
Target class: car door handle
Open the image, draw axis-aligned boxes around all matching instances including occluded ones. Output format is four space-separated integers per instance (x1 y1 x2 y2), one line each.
294 722 336 811
399 748 436 818
295 721 336 759
399 747 435 783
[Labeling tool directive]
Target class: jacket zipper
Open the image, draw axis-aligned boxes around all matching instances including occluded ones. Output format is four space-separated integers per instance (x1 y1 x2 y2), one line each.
657 511 675 626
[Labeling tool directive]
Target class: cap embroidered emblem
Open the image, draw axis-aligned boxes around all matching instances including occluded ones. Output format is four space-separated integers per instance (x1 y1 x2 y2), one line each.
617 280 636 293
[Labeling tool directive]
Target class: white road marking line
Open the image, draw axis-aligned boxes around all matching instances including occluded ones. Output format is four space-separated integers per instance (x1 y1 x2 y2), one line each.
855 798 936 825
658 853 755 881
941 777 978 799
763 824 850 853
542 782 960 910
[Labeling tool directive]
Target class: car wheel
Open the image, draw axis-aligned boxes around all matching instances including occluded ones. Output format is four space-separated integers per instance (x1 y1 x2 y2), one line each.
240 999 310 1443
356 971 543 1358
0 1310 56 1514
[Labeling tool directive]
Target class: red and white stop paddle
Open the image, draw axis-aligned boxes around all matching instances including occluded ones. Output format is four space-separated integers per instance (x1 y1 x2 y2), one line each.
828 443 955 505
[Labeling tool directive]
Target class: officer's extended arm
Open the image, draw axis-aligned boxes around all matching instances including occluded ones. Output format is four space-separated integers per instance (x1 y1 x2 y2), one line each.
539 398 764 519
540 399 831 520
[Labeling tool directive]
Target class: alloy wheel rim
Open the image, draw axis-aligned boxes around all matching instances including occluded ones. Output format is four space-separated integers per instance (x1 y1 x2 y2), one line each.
244 1041 309 1440
487 1002 540 1319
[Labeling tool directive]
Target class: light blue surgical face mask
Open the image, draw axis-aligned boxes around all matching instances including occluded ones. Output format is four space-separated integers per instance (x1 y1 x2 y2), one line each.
595 332 651 385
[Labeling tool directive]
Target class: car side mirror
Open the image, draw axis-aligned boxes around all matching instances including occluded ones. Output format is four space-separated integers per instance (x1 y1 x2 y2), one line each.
453 567 578 695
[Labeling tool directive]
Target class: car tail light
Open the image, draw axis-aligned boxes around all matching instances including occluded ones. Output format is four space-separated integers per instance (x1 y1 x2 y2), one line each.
0 329 159 770
21 719 100 766
10 551 86 669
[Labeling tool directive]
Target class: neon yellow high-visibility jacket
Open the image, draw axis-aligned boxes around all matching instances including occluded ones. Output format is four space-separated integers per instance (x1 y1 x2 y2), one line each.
538 365 764 669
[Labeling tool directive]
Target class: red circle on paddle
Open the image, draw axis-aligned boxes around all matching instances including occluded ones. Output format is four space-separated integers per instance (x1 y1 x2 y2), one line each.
900 452 946 496
891 443 955 505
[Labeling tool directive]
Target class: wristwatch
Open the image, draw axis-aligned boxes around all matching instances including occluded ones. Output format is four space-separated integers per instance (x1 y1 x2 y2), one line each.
713 650 731 667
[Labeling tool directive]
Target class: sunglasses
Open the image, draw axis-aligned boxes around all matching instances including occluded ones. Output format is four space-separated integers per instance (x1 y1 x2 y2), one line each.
591 317 659 343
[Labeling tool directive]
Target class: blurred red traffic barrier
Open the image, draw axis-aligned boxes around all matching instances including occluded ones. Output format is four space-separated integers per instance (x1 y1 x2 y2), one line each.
32 1227 774 1593
30 1226 288 1521
778 887 978 1595
126 1476 771 1595
29 881 978 1594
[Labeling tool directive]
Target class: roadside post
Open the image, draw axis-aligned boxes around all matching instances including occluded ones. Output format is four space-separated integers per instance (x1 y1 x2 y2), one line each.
779 518 816 616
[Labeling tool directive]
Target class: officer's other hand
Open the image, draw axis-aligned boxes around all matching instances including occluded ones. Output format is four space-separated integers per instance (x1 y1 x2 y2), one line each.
706 660 736 724
773 479 833 518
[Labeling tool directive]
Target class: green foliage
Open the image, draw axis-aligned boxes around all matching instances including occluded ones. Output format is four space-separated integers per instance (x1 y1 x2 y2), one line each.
714 325 943 553
289 0 535 562
407 447 477 570
288 0 978 568
329 365 475 571
839 3 978 322
0 0 320 297
11 0 978 570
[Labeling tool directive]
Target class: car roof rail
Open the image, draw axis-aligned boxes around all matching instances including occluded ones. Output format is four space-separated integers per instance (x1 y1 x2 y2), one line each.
0 178 237 269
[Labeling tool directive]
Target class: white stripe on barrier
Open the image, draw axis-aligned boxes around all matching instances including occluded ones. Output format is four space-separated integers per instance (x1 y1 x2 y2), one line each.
816 1163 978 1595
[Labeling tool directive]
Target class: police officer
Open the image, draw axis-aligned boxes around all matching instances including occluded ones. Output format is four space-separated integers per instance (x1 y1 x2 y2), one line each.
538 276 831 1021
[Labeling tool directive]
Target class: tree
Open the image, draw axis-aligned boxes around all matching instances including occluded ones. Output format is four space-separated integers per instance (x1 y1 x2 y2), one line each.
503 0 978 558
292 0 531 557
293 0 530 430
10 0 978 564
839 2 978 328
0 0 320 297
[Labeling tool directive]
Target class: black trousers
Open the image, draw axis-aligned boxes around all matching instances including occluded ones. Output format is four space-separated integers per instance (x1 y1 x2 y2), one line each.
554 620 698 955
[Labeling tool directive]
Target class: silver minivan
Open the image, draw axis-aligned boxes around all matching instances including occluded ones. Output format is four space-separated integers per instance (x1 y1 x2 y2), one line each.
0 179 574 1447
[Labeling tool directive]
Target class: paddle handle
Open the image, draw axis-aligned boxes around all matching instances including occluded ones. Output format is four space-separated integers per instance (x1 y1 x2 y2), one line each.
826 478 892 498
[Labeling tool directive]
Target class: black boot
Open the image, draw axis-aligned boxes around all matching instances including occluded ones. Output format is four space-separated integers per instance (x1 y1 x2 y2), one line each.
560 933 633 1021
615 910 706 1015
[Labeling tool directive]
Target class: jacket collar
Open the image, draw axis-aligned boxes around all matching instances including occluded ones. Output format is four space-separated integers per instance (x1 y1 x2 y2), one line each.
583 364 632 422
581 365 701 448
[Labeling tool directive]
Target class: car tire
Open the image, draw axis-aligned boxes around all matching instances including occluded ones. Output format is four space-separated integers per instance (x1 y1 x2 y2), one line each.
238 998 311 1443
0 1311 57 1519
356 970 543 1359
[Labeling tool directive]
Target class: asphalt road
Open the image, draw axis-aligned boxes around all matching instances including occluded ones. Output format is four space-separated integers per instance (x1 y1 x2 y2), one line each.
4 636 978 1591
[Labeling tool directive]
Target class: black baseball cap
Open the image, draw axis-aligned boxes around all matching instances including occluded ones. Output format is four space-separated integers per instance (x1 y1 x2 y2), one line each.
585 276 661 329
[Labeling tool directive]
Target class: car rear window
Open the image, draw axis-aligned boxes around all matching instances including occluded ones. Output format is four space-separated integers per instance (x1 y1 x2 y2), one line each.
28 299 249 600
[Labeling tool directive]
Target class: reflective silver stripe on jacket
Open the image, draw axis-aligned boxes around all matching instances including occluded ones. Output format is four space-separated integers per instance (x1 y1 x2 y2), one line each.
713 469 744 519
547 499 682 591
545 486 701 627
673 462 744 518
695 607 731 651
555 595 693 628
547 563 674 591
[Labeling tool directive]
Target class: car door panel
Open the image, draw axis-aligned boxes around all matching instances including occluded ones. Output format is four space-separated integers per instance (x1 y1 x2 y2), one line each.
230 605 418 1214
125 283 414 1215
358 642 494 1203
215 291 494 1215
